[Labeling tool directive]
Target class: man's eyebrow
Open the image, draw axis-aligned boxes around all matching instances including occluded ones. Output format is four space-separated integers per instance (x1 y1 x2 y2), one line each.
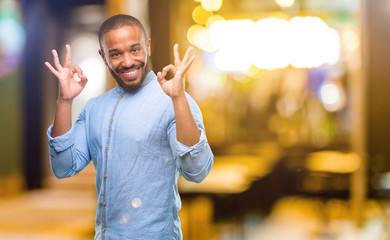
108 43 141 53
130 43 141 48
108 48 118 53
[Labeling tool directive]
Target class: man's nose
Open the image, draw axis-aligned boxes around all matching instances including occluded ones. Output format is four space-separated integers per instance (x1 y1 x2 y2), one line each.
122 53 134 67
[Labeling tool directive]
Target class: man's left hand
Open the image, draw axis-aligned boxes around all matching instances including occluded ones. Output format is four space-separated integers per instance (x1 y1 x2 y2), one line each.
157 44 195 99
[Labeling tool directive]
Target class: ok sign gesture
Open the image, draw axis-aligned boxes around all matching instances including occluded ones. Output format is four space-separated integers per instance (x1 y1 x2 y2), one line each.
45 44 88 102
157 44 195 100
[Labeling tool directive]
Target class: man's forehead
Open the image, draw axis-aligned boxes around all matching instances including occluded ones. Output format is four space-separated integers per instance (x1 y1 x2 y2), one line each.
103 26 145 43
104 25 143 37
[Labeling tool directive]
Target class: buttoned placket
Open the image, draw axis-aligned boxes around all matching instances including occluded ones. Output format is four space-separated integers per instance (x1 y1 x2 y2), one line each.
102 93 124 239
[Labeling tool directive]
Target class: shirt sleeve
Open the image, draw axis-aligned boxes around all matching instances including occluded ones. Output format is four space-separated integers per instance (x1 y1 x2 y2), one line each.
168 95 214 183
47 107 91 179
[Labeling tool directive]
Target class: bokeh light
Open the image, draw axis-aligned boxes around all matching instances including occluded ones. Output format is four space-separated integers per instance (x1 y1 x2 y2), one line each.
275 0 295 8
209 19 254 72
205 14 224 28
319 80 346 112
119 213 131 225
202 16 340 72
289 16 338 68
252 18 290 70
192 5 212 25
131 198 142 208
187 24 205 46
342 28 360 52
0 0 25 78
201 0 223 11
306 151 361 173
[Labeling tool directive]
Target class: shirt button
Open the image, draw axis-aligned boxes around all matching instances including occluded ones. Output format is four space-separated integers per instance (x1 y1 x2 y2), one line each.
103 228 106 232
110 119 114 123
103 201 107 206
106 146 110 150
121 95 124 98
104 173 108 178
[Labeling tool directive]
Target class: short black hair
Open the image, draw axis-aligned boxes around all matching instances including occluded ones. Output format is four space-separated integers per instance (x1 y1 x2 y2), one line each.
98 14 147 50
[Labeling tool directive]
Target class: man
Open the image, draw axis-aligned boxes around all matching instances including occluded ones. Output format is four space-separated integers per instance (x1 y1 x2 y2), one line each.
45 14 213 239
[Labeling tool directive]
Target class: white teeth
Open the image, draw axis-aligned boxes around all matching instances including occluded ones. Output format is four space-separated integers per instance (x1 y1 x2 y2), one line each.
123 69 138 76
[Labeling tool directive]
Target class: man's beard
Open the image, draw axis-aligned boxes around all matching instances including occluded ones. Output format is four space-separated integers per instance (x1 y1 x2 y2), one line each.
109 60 150 93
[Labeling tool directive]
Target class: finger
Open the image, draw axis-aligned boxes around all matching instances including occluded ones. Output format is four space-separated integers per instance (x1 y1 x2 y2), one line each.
79 74 88 87
173 44 181 66
72 65 84 78
161 64 175 77
157 71 163 81
64 44 71 68
183 55 196 71
52 49 63 71
181 46 193 65
156 71 166 85
176 55 196 76
44 62 60 78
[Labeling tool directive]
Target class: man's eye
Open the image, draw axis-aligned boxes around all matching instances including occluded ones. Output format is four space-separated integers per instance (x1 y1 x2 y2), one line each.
111 53 119 57
132 48 140 53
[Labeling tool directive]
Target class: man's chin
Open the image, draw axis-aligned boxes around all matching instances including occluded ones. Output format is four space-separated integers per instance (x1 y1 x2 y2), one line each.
117 78 143 92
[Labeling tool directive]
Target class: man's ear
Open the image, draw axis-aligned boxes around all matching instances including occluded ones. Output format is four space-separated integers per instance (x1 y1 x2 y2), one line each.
98 49 108 66
146 38 151 57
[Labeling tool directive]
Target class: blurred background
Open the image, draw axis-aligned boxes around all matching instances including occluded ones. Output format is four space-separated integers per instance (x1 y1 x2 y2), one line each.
1 0 390 239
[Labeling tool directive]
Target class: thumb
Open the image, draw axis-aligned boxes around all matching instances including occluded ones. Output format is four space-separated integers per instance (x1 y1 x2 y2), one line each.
157 71 165 83
79 74 88 87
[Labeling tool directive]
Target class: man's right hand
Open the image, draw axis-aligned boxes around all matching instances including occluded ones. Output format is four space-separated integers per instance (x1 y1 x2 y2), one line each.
45 44 88 137
45 44 88 102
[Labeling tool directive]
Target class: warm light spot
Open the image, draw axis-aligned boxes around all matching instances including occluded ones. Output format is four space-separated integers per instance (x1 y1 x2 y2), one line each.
193 27 217 52
187 24 205 46
188 64 227 100
306 151 361 173
201 0 222 11
342 29 359 52
326 28 341 65
275 0 295 8
243 65 261 77
252 18 290 70
192 5 212 25
205 14 225 29
289 16 337 68
178 155 271 194
319 81 345 112
200 16 340 71
209 19 254 71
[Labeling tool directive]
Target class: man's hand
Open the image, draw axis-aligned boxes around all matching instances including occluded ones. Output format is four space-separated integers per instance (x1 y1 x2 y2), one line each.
157 44 195 99
157 44 200 146
45 44 88 102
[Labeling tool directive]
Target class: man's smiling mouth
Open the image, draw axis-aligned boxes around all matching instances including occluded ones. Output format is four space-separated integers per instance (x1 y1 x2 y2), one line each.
121 67 141 79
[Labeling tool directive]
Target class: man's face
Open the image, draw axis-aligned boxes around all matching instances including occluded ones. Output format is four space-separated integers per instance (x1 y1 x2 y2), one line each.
99 26 151 92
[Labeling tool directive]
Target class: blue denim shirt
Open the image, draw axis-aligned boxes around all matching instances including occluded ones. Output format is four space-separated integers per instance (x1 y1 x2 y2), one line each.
47 71 214 240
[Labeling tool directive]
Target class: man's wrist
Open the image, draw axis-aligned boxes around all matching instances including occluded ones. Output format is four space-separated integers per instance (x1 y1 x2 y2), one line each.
56 98 73 105
171 93 187 103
